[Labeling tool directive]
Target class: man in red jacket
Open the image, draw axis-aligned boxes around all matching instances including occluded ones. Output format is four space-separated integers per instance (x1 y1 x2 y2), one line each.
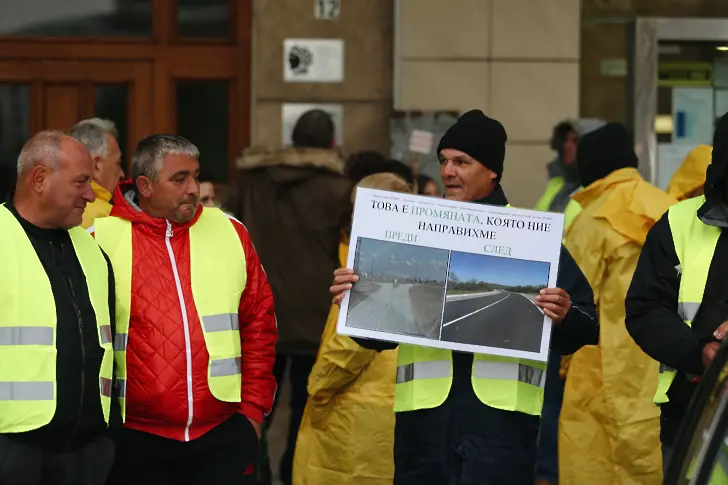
92 134 278 484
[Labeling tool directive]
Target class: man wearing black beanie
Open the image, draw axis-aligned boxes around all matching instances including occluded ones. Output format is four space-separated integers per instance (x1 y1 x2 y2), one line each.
557 122 675 484
575 122 639 188
331 109 599 484
626 112 728 477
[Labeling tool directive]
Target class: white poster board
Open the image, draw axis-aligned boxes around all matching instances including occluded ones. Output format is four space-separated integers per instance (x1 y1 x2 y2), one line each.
284 38 344 83
336 188 565 362
282 103 343 146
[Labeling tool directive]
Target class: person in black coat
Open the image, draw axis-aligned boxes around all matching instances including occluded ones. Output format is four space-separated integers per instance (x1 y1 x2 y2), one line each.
331 110 599 485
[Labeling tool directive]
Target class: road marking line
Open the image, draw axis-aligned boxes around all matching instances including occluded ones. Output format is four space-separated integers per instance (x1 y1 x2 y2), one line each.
442 293 510 327
515 292 544 315
445 290 500 302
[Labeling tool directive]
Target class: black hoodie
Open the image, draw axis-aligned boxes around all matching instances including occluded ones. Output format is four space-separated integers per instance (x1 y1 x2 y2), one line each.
354 185 599 364
625 113 728 445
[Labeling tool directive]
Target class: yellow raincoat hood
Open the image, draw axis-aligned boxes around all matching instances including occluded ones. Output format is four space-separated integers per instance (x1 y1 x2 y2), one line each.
666 144 712 201
559 167 677 485
81 181 113 229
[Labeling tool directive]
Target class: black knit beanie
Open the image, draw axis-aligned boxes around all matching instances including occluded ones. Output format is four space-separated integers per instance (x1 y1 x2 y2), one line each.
576 122 638 188
437 110 508 181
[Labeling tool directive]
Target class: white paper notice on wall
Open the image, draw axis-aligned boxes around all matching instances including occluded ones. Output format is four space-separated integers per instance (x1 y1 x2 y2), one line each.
672 87 714 146
315 0 341 19
282 103 344 146
284 39 344 83
408 130 434 155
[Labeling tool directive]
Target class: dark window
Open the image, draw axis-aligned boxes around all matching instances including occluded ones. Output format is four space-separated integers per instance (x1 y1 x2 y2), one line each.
0 1 152 37
0 84 29 201
176 80 230 182
94 84 129 172
177 0 231 39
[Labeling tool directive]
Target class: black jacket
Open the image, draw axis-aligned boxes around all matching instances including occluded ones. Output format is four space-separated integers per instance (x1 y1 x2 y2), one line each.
5 205 116 452
354 185 599 361
625 143 728 445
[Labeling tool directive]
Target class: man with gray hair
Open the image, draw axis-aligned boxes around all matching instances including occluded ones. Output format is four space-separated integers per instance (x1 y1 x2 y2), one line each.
69 117 123 229
93 134 277 484
0 130 116 484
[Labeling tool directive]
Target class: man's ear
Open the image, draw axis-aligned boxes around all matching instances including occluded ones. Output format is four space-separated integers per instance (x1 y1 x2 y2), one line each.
136 176 153 198
30 165 49 193
92 155 102 173
490 170 498 180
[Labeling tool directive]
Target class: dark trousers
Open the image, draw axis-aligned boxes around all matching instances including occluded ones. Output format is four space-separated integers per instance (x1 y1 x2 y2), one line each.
662 443 673 477
108 413 258 485
535 350 565 484
0 434 114 485
393 374 539 485
257 353 316 485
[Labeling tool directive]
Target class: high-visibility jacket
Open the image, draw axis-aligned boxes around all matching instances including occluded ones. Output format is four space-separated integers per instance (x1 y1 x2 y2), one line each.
393 200 547 415
535 177 566 212
707 439 728 484
394 345 546 415
655 195 720 404
0 205 114 433
563 197 582 230
95 208 246 421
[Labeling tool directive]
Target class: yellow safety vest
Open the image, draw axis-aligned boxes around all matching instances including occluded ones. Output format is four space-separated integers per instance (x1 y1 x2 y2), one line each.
394 346 546 415
535 177 565 212
94 207 247 421
393 202 546 416
707 440 728 484
0 205 114 433
563 197 582 230
654 195 721 404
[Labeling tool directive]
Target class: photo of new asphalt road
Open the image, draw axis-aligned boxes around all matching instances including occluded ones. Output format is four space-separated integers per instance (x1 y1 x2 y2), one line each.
440 289 544 352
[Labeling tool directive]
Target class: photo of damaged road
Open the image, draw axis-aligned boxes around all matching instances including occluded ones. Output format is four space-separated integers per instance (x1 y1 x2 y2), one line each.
346 237 448 340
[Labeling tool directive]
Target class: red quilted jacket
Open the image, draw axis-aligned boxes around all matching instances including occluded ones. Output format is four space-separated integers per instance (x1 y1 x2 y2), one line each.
101 181 277 442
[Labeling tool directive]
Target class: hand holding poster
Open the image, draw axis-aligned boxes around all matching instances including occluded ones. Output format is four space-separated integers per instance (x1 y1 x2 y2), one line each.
336 188 565 362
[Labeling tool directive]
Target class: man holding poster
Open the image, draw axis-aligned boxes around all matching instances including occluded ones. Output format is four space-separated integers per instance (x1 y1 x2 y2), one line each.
331 110 599 485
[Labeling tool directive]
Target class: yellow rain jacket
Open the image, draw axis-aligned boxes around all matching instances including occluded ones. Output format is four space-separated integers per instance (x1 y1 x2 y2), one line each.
666 144 712 201
292 240 397 485
559 168 677 485
81 181 113 229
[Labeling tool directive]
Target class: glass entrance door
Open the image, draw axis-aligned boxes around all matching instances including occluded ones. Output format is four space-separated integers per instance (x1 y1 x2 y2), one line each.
654 41 728 189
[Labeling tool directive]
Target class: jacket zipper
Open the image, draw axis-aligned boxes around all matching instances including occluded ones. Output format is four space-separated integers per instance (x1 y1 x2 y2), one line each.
67 275 85 446
52 241 85 450
164 220 195 441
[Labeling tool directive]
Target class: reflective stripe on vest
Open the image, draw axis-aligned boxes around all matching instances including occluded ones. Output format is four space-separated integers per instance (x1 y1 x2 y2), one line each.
0 205 114 433
394 346 453 412
393 345 546 416
393 201 546 416
655 195 720 404
95 207 246 422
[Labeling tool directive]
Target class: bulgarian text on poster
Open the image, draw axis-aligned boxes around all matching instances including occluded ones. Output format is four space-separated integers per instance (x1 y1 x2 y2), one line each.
335 188 565 362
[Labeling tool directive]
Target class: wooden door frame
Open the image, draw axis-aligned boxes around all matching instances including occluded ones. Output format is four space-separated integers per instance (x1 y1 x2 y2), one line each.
0 0 252 183
0 60 153 172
